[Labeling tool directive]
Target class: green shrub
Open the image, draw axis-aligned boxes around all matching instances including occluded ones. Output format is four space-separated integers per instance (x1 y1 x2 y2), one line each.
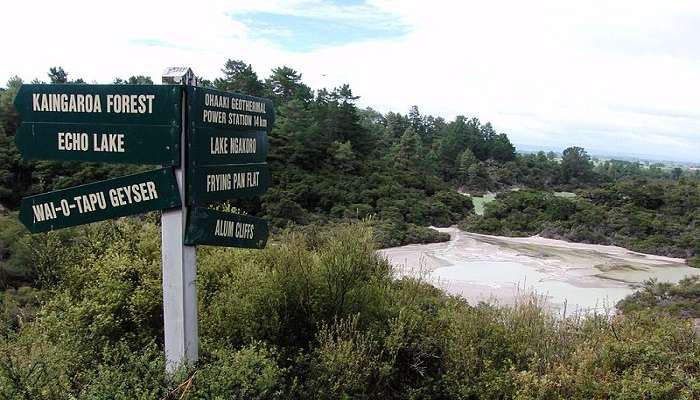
192 342 286 399
514 314 700 399
462 182 700 261
0 214 33 287
0 286 43 334
0 218 698 399
371 218 450 248
617 277 700 318
344 203 374 219
688 256 700 268
200 223 392 351
199 248 283 347
305 315 385 399
78 341 166 400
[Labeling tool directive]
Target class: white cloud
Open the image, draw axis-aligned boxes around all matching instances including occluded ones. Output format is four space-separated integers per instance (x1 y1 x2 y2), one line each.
1 0 698 161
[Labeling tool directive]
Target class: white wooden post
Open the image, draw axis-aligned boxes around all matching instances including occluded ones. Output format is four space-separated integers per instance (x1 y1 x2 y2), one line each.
161 67 198 373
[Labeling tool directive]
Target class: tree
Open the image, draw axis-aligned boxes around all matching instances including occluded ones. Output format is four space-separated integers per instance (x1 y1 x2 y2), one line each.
0 77 31 208
671 168 683 180
198 77 214 88
214 59 264 96
329 85 370 152
560 146 594 184
384 112 409 142
114 75 153 85
330 140 356 172
466 162 493 190
0 76 22 134
457 149 478 185
408 105 431 144
488 133 516 161
310 84 373 160
48 67 68 83
434 116 481 180
47 66 85 84
393 128 422 170
271 98 325 170
357 107 385 130
264 66 312 105
330 84 359 104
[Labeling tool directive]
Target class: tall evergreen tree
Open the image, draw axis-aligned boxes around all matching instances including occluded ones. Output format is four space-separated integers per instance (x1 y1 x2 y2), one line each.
384 112 409 142
214 59 264 96
393 127 425 172
457 149 478 185
265 66 312 105
489 133 516 161
48 67 68 84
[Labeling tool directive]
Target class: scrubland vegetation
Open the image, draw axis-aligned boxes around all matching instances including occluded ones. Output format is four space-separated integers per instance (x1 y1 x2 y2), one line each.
461 180 700 268
1 219 699 399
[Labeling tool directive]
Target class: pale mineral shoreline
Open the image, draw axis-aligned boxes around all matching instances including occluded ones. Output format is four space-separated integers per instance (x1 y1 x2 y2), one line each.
378 227 698 314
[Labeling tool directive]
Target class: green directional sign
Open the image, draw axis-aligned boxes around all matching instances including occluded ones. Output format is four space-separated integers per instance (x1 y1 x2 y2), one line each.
189 129 268 166
184 207 268 248
15 123 180 165
14 84 183 124
13 84 182 165
186 86 274 132
185 87 274 207
19 168 181 233
187 163 270 206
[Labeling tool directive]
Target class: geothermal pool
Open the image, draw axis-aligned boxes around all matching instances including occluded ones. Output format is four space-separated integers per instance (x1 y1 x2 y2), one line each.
379 228 699 313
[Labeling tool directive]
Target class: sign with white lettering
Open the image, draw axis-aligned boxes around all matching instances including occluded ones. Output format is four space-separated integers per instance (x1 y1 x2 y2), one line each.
189 129 268 166
13 84 182 165
187 163 270 206
185 87 274 206
184 207 268 248
186 86 274 132
18 168 181 233
15 123 180 165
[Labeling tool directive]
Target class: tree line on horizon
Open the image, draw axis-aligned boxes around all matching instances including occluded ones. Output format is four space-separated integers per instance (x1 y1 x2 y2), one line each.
1 61 661 211
1 61 697 259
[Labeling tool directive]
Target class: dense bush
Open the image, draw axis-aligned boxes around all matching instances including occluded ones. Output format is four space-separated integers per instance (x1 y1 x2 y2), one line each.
617 276 700 318
0 219 698 398
0 214 33 287
371 219 450 248
461 181 700 264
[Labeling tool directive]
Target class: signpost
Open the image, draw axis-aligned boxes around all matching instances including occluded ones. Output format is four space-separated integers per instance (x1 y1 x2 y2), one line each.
188 163 271 205
189 129 268 166
185 86 274 132
185 86 273 207
13 84 182 165
13 67 274 374
185 207 269 249
15 122 180 165
19 168 180 233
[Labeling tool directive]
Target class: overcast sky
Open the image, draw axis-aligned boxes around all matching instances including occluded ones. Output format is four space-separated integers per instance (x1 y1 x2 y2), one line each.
2 0 699 162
